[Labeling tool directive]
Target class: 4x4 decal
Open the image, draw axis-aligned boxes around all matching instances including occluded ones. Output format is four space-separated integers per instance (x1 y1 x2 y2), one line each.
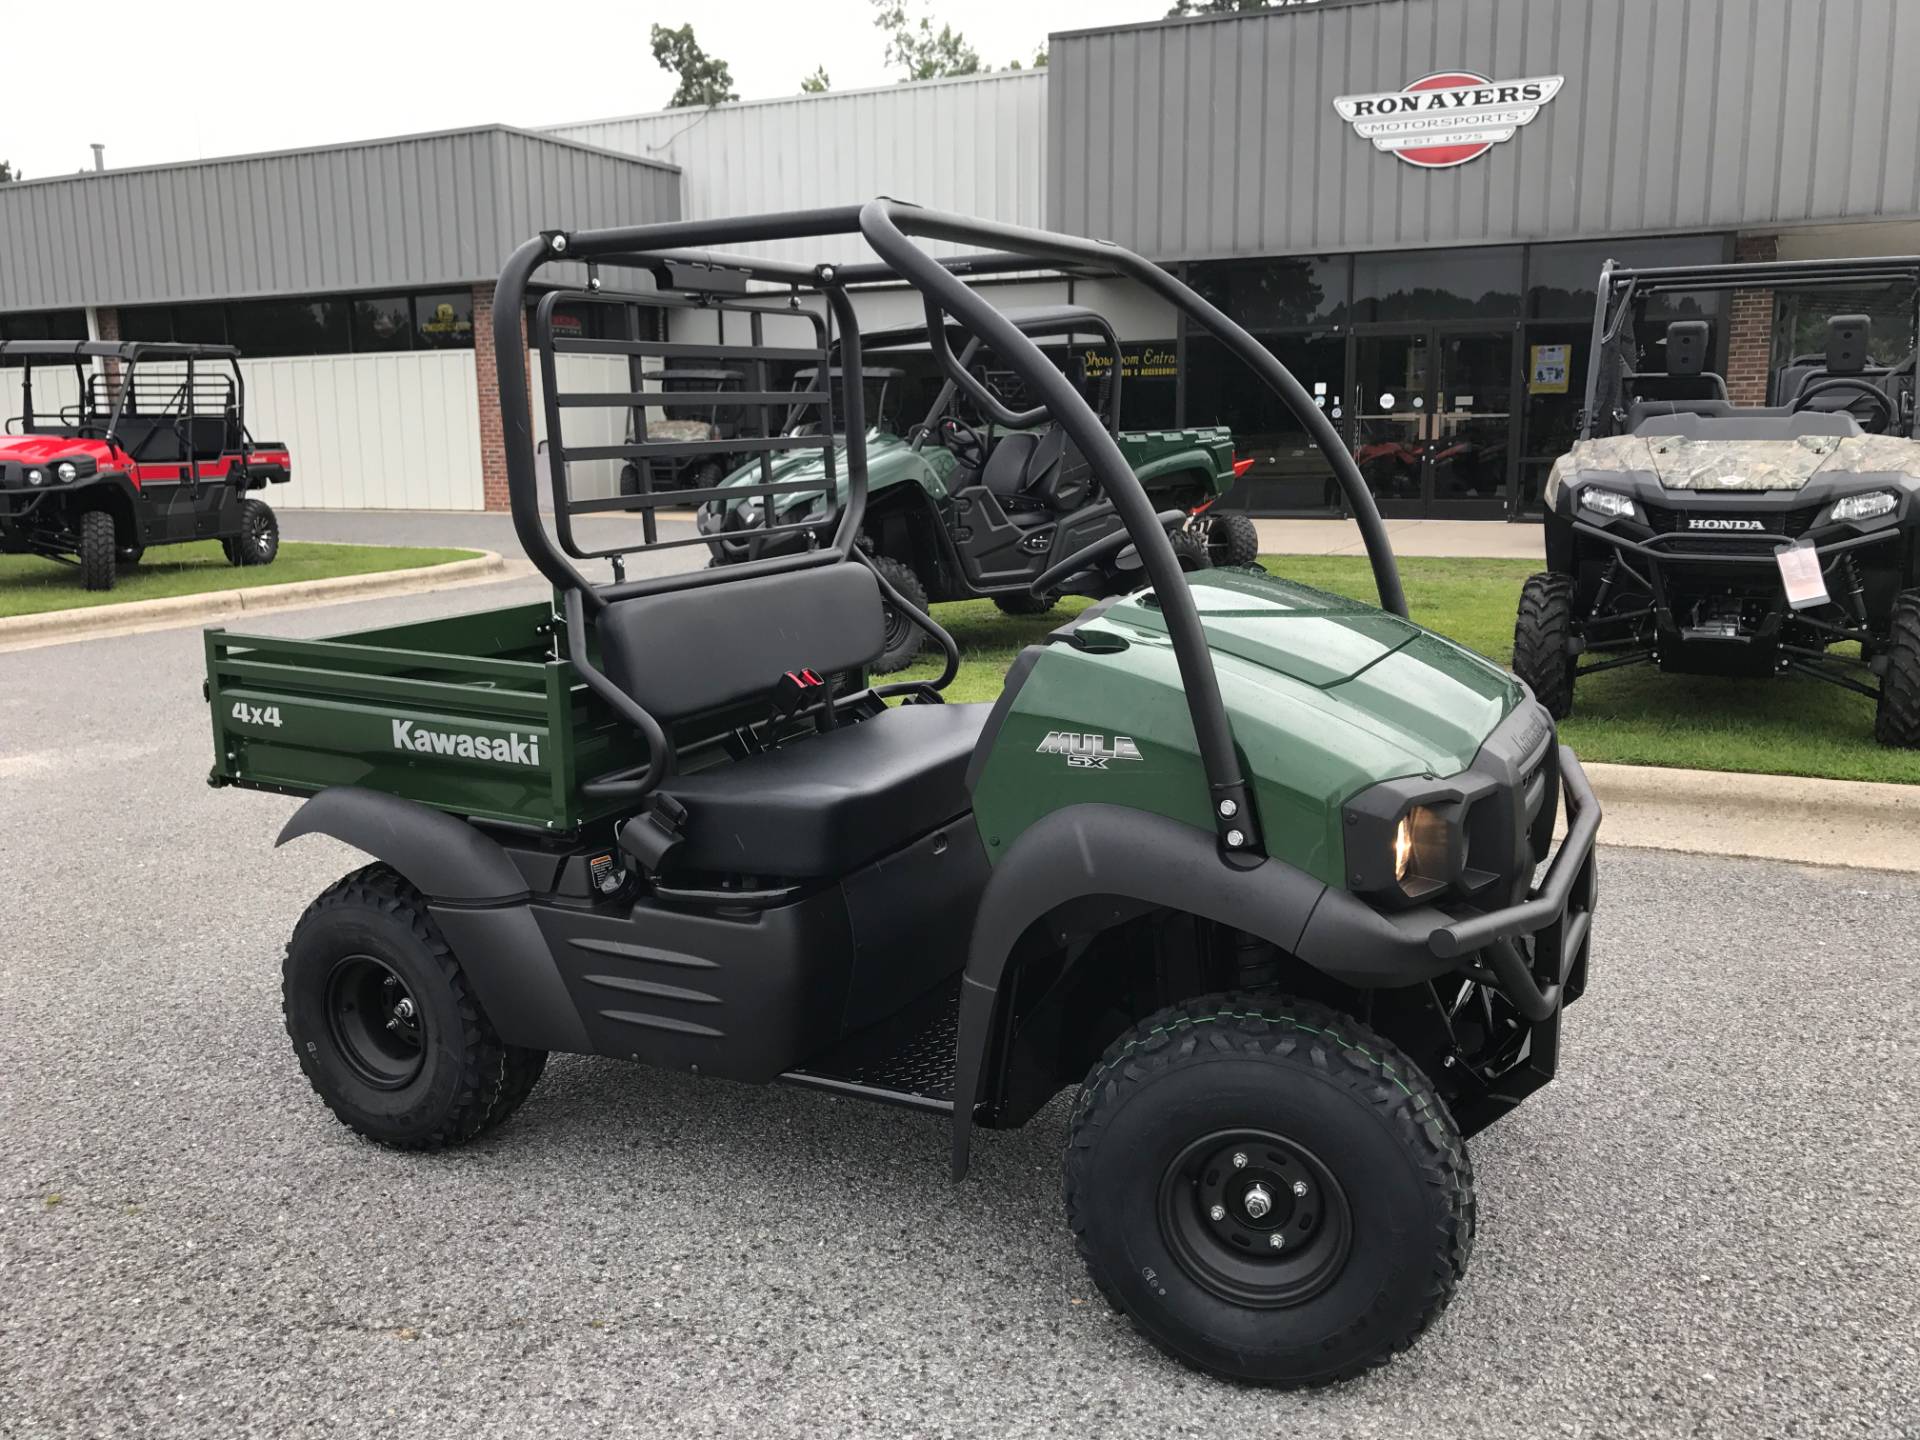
1037 730 1143 769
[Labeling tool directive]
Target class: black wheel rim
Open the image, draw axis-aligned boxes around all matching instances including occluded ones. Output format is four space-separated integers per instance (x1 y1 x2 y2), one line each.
324 956 425 1089
1156 1128 1353 1309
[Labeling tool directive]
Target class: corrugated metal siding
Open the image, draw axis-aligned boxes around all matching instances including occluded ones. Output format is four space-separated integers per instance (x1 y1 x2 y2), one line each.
242 352 484 510
546 72 1049 267
1050 0 1920 260
0 128 679 313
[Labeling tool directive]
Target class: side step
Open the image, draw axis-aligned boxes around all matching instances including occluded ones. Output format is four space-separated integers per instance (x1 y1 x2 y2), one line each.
779 975 961 1116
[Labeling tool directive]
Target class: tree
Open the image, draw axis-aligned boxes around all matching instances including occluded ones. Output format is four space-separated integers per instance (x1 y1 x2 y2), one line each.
801 66 831 94
872 0 981 81
649 23 738 109
1009 46 1048 71
1167 0 1274 14
0 160 18 183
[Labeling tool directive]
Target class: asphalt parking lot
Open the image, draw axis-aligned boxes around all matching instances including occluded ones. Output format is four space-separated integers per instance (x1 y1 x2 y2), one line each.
3 575 1919 1438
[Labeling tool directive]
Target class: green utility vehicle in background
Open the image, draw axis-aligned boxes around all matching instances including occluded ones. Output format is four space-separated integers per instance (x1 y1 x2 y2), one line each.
206 205 1600 1389
697 307 1259 669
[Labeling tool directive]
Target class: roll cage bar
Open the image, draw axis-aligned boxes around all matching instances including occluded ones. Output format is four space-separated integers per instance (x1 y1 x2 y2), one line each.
1 340 246 450
491 201 1405 862
1581 255 1920 440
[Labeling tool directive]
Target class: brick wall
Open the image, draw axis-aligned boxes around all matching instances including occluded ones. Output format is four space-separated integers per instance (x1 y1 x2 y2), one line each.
1726 233 1778 406
93 307 119 342
472 282 524 513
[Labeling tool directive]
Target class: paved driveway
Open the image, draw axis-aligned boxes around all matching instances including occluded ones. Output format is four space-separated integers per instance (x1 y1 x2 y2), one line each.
2 582 1916 1438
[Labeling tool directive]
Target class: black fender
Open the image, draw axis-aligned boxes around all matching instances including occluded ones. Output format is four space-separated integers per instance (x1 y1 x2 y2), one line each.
948 803 1461 1178
276 787 527 901
276 787 591 1052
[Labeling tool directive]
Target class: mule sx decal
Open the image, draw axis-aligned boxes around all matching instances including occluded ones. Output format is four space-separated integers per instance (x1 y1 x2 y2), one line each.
1037 731 1144 769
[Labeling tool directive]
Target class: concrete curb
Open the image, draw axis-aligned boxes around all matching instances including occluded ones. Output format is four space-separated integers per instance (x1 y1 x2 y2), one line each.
1577 761 1920 873
0 550 512 650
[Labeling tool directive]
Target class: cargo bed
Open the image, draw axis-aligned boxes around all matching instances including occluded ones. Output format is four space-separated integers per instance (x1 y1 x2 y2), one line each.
205 602 649 831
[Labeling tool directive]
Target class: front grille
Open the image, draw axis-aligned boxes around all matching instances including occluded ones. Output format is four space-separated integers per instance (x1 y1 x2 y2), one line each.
1643 502 1817 539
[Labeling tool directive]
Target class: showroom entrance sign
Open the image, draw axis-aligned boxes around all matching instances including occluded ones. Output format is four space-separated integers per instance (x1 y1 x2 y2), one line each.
1333 72 1564 168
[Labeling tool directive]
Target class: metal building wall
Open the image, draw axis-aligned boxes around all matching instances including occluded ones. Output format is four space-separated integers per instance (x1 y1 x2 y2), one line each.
0 128 680 312
1049 0 1920 261
546 71 1050 268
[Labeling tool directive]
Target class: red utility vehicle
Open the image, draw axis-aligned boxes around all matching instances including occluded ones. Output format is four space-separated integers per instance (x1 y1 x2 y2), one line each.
0 340 291 590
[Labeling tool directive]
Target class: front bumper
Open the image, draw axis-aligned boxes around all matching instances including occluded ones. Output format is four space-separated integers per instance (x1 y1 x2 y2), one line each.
1427 746 1599 1021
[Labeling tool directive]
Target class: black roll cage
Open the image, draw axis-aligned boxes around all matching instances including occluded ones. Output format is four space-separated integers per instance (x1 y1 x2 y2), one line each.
1 340 247 469
491 201 1405 862
1581 255 1920 441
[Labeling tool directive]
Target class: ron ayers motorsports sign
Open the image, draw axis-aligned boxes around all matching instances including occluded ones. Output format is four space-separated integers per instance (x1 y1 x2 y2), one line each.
1333 72 1565 168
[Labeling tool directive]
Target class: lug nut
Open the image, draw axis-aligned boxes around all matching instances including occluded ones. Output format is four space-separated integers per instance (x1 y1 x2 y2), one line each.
1292 1179 1308 1197
1232 1152 1247 1169
1268 1233 1284 1250
1209 1204 1226 1222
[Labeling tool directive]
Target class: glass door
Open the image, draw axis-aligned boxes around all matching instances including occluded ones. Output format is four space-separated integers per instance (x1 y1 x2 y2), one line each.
1349 328 1516 517
1350 333 1430 514
1429 330 1514 517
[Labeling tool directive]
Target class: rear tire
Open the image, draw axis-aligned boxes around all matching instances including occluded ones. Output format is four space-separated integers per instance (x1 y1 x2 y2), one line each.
868 554 928 674
1874 590 1920 747
78 511 117 591
1195 511 1260 568
225 498 279 567
282 864 544 1149
993 591 1057 617
1513 572 1577 719
1065 995 1473 1388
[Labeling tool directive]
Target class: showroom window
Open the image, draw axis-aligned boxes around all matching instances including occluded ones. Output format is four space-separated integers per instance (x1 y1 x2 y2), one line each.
114 290 481 358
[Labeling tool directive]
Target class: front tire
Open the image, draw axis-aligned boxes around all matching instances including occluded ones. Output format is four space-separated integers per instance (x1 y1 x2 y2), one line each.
79 510 117 591
1513 572 1577 718
282 864 545 1149
1874 590 1920 746
1168 527 1213 574
224 498 279 567
1065 995 1473 1387
867 554 928 674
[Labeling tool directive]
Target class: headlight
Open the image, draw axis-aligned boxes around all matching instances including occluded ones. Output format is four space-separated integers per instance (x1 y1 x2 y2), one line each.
1829 490 1897 524
1579 485 1635 520
26 468 46 486
55 462 77 483
1391 803 1458 897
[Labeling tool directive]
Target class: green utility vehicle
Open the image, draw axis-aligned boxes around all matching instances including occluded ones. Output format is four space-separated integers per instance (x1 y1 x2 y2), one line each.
206 205 1600 1388
696 306 1258 669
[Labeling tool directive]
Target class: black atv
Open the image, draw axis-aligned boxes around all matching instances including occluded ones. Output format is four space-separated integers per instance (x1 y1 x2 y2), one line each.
1515 255 1920 744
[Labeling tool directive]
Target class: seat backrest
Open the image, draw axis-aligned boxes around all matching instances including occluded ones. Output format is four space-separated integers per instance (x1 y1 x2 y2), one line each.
596 562 885 723
981 431 1040 501
1021 427 1094 512
1826 314 1870 376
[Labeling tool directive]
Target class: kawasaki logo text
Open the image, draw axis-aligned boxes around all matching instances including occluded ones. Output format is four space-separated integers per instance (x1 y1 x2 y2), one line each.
391 719 541 766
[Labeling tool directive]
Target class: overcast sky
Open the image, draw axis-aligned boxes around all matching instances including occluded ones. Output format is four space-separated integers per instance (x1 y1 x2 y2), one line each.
2 0 1167 180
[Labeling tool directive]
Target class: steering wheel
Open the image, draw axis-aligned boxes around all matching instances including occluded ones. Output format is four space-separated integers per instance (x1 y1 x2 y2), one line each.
939 415 987 469
1793 376 1895 432
1029 509 1186 596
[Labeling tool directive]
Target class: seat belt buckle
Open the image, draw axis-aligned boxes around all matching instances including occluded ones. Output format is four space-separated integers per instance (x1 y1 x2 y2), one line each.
768 668 832 733
617 792 688 876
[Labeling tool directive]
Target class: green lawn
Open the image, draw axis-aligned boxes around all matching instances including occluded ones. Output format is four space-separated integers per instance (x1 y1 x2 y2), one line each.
895 554 1920 786
0 541 481 618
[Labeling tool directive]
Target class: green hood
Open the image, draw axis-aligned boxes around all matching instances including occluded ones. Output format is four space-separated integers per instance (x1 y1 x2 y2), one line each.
969 567 1523 884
